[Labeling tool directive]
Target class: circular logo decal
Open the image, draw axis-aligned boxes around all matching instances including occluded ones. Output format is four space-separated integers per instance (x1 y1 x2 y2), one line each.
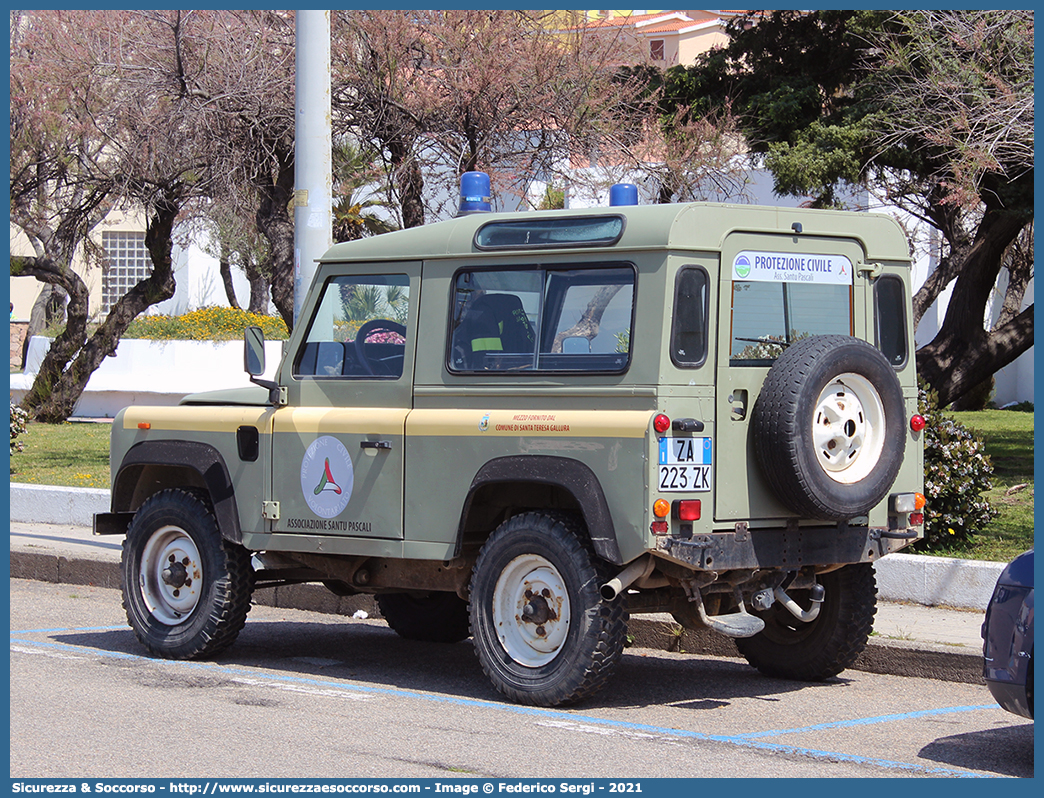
734 254 752 279
300 436 354 518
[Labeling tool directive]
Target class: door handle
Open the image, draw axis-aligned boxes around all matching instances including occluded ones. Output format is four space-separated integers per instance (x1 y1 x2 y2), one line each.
360 440 392 450
728 390 747 421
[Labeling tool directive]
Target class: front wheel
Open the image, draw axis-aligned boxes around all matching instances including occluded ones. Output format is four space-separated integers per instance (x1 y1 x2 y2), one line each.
735 563 877 681
469 512 627 707
121 489 255 659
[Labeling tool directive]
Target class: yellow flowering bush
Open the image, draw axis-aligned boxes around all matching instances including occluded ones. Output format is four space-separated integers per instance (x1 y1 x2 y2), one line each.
125 307 289 341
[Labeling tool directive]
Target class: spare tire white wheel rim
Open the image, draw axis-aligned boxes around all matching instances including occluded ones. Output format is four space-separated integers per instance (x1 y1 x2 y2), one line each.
493 554 571 667
812 373 887 484
139 525 203 625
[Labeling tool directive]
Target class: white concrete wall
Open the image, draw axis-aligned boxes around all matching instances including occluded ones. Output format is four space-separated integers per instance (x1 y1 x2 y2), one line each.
10 336 284 419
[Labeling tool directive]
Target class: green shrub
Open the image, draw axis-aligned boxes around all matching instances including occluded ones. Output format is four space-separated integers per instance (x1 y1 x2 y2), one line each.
1004 401 1034 412
10 400 29 458
914 382 998 550
124 307 289 341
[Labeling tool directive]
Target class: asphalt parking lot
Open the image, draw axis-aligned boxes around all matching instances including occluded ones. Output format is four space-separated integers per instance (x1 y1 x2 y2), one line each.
10 580 1033 779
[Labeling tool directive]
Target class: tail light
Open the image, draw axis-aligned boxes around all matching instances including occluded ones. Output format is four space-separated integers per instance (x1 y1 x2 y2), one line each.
672 500 701 521
893 493 927 513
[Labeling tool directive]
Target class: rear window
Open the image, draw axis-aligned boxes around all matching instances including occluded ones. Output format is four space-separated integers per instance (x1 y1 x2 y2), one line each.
449 264 635 373
730 250 853 364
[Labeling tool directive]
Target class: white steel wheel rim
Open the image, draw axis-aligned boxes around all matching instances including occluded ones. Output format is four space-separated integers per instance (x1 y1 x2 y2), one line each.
812 373 887 484
139 525 203 626
492 554 571 667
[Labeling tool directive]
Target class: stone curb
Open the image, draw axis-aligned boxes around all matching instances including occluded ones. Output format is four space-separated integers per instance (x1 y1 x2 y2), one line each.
9 545 982 685
9 483 1006 610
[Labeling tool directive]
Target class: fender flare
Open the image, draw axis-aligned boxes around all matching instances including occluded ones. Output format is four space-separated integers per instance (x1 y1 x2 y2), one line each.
459 455 622 565
111 440 243 544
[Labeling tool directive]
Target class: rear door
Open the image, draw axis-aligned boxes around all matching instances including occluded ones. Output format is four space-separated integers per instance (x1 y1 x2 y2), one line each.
714 233 868 522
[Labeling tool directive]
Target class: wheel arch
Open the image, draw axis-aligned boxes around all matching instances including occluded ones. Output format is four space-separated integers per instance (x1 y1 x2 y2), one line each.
111 440 243 544
457 455 623 565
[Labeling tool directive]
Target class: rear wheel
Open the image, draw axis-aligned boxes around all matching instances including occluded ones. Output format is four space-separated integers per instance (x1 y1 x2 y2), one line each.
376 592 471 643
121 489 254 659
735 564 876 681
470 512 627 707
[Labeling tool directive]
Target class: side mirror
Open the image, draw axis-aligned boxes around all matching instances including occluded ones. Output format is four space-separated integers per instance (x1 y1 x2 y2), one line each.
244 326 266 376
244 326 282 405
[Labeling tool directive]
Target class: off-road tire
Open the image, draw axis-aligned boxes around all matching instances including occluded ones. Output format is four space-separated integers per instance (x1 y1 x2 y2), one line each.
121 488 254 660
470 512 627 707
752 335 906 520
735 563 877 681
377 592 471 643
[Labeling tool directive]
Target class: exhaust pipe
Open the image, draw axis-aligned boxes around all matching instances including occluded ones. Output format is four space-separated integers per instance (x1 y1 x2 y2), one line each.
600 556 654 601
774 583 825 622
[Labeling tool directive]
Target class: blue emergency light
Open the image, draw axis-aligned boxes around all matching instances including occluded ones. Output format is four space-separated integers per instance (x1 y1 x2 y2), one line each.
457 171 492 216
609 183 638 206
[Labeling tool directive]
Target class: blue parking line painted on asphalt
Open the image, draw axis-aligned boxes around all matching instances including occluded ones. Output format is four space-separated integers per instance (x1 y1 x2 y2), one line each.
10 634 1000 778
732 705 998 739
11 625 127 635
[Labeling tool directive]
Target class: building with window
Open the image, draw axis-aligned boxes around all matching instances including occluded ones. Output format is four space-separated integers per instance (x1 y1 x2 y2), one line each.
9 208 257 368
584 10 754 66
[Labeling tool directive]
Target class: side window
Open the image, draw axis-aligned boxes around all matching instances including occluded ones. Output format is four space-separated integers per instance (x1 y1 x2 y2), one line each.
670 266 708 367
875 275 908 367
294 274 409 379
449 264 635 373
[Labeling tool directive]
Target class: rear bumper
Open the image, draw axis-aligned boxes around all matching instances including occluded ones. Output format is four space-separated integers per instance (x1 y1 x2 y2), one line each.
656 524 912 571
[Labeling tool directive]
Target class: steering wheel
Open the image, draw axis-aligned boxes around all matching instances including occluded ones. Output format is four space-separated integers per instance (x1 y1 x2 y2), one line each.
354 319 407 375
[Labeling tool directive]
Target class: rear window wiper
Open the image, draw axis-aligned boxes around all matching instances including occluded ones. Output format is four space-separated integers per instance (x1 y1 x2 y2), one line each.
734 336 790 349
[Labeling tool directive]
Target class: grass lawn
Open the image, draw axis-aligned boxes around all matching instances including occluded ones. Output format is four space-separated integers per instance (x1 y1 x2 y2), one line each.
11 419 112 490
922 408 1035 563
10 408 1035 562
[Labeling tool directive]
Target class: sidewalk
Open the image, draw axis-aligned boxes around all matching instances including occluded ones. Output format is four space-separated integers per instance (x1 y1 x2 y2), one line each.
10 514 992 685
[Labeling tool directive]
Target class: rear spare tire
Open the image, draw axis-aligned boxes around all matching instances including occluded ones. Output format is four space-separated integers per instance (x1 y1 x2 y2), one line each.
752 335 905 520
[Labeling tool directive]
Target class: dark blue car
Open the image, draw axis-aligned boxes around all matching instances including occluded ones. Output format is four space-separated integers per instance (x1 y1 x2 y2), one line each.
982 549 1034 719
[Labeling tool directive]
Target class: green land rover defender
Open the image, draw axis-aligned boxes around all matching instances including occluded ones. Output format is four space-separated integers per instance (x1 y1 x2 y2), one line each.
96 184 925 707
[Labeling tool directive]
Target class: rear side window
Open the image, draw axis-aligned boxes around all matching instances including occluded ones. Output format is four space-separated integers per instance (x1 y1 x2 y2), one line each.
671 266 708 367
449 264 635 373
875 275 908 367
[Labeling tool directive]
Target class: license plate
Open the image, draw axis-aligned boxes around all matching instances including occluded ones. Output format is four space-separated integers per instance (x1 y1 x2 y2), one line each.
658 437 712 493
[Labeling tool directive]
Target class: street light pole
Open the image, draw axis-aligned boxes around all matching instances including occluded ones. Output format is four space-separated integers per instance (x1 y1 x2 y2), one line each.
293 10 332 324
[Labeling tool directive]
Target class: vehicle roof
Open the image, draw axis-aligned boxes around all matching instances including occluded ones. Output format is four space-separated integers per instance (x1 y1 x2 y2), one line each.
319 202 912 265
